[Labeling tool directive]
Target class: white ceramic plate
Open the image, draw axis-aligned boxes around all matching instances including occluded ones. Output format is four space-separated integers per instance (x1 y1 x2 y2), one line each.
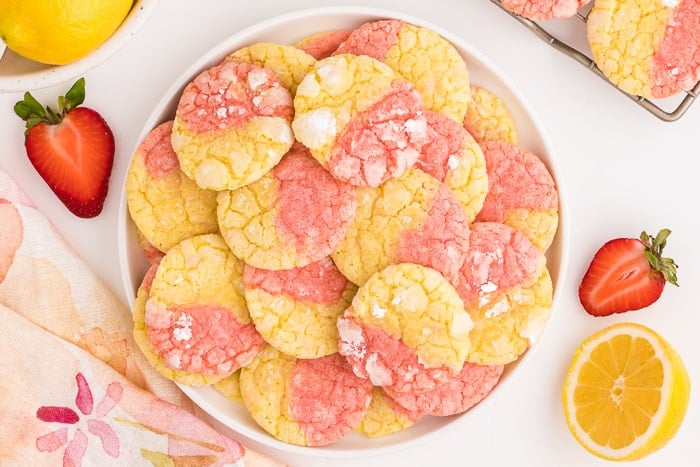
0 0 160 93
118 6 569 458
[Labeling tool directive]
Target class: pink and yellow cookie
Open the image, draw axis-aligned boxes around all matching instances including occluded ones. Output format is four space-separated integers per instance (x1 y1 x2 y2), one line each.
355 386 422 438
217 143 356 270
337 263 473 395
452 222 553 365
587 0 700 98
475 140 559 252
500 0 591 20
240 346 373 446
295 29 352 60
292 53 429 187
463 85 519 145
335 19 472 123
332 167 471 286
227 42 317 95
144 234 265 382
134 264 226 386
414 110 488 222
384 361 503 416
243 256 357 358
171 60 294 191
126 120 219 253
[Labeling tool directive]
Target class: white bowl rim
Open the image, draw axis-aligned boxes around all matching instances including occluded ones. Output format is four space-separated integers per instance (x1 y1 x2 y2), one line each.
0 0 160 93
117 4 570 459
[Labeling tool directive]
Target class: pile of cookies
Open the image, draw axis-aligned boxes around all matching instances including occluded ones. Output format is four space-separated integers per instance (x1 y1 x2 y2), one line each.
126 17 559 447
499 0 700 99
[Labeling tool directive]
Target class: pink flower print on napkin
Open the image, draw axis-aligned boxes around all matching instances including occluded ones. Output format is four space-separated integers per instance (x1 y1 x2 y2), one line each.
35 373 123 466
0 198 23 283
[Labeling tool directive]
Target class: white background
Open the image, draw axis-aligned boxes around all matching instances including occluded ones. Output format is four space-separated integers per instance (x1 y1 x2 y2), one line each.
1 1 699 466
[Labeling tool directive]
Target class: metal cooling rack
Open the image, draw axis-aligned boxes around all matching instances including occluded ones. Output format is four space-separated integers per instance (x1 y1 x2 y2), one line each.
490 0 700 121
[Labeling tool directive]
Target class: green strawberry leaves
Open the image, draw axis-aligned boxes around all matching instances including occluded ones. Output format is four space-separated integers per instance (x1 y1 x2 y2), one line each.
14 77 86 134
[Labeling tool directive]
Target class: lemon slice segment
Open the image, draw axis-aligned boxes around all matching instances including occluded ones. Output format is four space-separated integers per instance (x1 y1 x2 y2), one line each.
562 322 690 461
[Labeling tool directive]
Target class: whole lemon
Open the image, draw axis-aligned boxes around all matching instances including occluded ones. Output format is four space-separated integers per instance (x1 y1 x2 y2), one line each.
0 0 133 65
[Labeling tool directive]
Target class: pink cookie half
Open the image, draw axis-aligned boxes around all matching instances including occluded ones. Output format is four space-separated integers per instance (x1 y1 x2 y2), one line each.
500 0 591 20
240 346 372 446
384 361 504 416
295 29 352 60
338 315 460 394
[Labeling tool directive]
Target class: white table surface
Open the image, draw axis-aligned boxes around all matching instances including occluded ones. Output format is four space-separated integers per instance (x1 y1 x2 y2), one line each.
1 1 699 466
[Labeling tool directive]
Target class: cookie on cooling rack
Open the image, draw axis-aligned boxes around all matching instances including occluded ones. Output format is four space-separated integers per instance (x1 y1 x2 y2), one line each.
587 0 700 99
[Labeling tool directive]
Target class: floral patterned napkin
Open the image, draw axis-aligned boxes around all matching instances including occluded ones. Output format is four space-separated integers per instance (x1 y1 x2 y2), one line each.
0 167 283 466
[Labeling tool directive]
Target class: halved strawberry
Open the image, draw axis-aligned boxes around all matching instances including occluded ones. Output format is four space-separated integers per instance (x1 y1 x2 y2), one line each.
578 229 679 317
14 78 114 218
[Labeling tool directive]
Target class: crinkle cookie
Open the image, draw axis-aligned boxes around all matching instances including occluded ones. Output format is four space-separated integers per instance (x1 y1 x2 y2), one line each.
384 361 503 416
355 386 421 438
452 222 553 365
292 53 429 187
295 29 351 60
172 60 294 191
240 345 372 446
126 120 218 253
227 42 317 95
337 263 473 396
144 234 265 380
217 143 356 270
335 19 472 122
587 0 700 98
500 0 591 20
475 140 559 252
243 256 357 358
331 167 471 286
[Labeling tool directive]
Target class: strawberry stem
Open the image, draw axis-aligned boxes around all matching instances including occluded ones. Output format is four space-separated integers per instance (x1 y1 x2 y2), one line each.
13 78 87 135
641 229 679 286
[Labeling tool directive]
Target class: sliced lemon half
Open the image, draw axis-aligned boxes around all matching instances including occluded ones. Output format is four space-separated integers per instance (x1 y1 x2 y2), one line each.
562 322 690 461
